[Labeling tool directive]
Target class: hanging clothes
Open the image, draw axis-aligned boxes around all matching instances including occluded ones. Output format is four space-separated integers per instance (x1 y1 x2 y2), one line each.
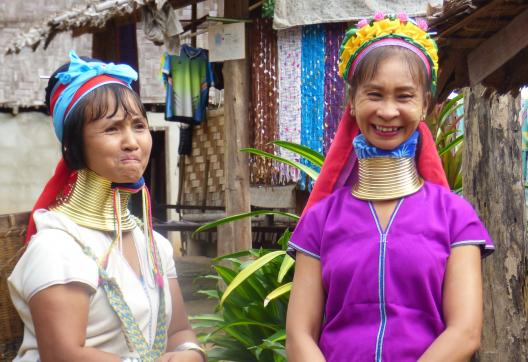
277 26 302 184
300 24 325 190
323 23 347 155
178 124 193 155
249 18 279 185
210 62 224 90
162 44 213 125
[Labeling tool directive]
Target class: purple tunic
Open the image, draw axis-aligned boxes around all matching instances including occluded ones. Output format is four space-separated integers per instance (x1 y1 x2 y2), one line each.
288 182 494 362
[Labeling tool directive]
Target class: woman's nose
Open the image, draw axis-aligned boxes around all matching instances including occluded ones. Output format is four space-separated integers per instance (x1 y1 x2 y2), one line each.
377 101 399 120
122 127 139 150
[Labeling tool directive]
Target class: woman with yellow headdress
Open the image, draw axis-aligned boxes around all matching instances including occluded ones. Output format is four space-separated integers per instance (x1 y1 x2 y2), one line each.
286 13 494 361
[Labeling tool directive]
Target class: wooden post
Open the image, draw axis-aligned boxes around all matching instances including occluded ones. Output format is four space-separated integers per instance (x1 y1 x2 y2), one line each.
463 85 528 361
218 0 252 256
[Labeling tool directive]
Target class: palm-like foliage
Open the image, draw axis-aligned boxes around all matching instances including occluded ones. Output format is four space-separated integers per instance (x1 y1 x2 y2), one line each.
425 93 465 193
190 232 295 361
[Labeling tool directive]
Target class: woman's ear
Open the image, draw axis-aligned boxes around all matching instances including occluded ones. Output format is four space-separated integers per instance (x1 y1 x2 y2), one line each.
422 91 432 119
349 100 355 116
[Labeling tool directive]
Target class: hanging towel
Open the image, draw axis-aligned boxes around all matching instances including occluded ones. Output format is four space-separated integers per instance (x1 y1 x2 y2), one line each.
323 23 347 155
249 18 280 184
277 26 302 184
300 24 325 190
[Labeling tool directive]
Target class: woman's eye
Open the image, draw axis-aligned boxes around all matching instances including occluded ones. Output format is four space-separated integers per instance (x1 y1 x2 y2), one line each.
398 94 414 100
367 92 382 98
134 121 148 130
105 127 118 133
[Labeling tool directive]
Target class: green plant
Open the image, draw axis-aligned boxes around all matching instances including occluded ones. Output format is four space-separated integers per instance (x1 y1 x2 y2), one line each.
190 141 321 361
425 93 465 193
189 232 294 361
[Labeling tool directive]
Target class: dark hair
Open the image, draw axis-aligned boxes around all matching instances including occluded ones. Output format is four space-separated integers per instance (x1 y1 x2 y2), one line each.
348 46 433 110
44 60 145 170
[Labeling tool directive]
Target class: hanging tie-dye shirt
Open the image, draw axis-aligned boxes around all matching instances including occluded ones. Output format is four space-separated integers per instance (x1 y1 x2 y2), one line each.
162 44 212 124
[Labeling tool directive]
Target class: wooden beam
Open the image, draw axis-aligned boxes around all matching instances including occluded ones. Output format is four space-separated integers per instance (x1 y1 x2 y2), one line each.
168 0 207 10
436 53 458 99
438 37 486 49
191 0 197 47
440 0 504 37
218 0 252 256
463 86 527 360
468 7 528 86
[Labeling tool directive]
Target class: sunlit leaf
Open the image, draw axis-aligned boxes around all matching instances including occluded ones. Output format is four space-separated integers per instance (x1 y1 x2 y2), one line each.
264 282 292 307
277 255 295 283
272 140 325 167
241 148 319 180
221 251 286 305
193 210 299 235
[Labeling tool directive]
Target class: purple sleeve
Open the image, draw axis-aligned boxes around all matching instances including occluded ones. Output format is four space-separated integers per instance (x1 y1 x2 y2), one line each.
287 204 326 260
449 197 494 258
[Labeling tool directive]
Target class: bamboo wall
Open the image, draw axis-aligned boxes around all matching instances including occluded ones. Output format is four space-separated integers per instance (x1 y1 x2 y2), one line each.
181 108 225 210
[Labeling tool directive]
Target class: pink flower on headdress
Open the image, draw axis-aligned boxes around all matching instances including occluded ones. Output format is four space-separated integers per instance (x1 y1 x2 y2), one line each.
373 11 385 21
417 18 428 31
357 18 369 28
397 12 408 23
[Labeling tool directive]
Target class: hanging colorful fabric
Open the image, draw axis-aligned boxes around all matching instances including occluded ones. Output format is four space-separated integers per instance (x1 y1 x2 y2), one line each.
277 27 302 184
323 23 347 155
249 18 279 184
300 24 325 190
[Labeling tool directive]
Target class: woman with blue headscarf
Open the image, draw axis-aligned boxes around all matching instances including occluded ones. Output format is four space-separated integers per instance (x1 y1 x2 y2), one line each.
8 51 205 362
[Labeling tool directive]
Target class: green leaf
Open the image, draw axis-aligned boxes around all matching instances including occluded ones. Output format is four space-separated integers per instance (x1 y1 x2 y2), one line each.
438 93 463 128
241 148 319 180
222 325 256 347
194 210 299 235
264 282 292 307
272 140 325 167
265 330 287 343
439 135 464 156
276 229 292 250
214 265 237 285
221 250 286 305
196 289 220 300
189 314 224 322
213 250 255 262
207 347 256 362
221 320 280 332
277 255 295 283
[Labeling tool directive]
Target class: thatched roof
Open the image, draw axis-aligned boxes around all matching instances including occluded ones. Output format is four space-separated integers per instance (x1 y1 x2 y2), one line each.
430 0 528 99
5 0 201 55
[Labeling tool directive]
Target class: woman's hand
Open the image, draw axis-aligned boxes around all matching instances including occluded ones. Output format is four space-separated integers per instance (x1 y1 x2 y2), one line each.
157 350 204 362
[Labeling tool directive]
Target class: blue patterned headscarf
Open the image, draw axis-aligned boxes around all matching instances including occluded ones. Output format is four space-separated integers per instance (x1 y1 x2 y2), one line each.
49 50 138 141
353 131 419 159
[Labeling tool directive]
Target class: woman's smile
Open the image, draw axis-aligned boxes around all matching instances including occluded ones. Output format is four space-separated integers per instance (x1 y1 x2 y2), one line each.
372 124 403 137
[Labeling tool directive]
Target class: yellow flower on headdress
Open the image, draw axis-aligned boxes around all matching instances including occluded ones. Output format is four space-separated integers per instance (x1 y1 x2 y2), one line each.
338 14 439 93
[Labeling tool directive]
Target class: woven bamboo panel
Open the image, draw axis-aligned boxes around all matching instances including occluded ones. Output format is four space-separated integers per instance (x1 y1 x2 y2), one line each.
0 212 28 361
182 111 225 209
